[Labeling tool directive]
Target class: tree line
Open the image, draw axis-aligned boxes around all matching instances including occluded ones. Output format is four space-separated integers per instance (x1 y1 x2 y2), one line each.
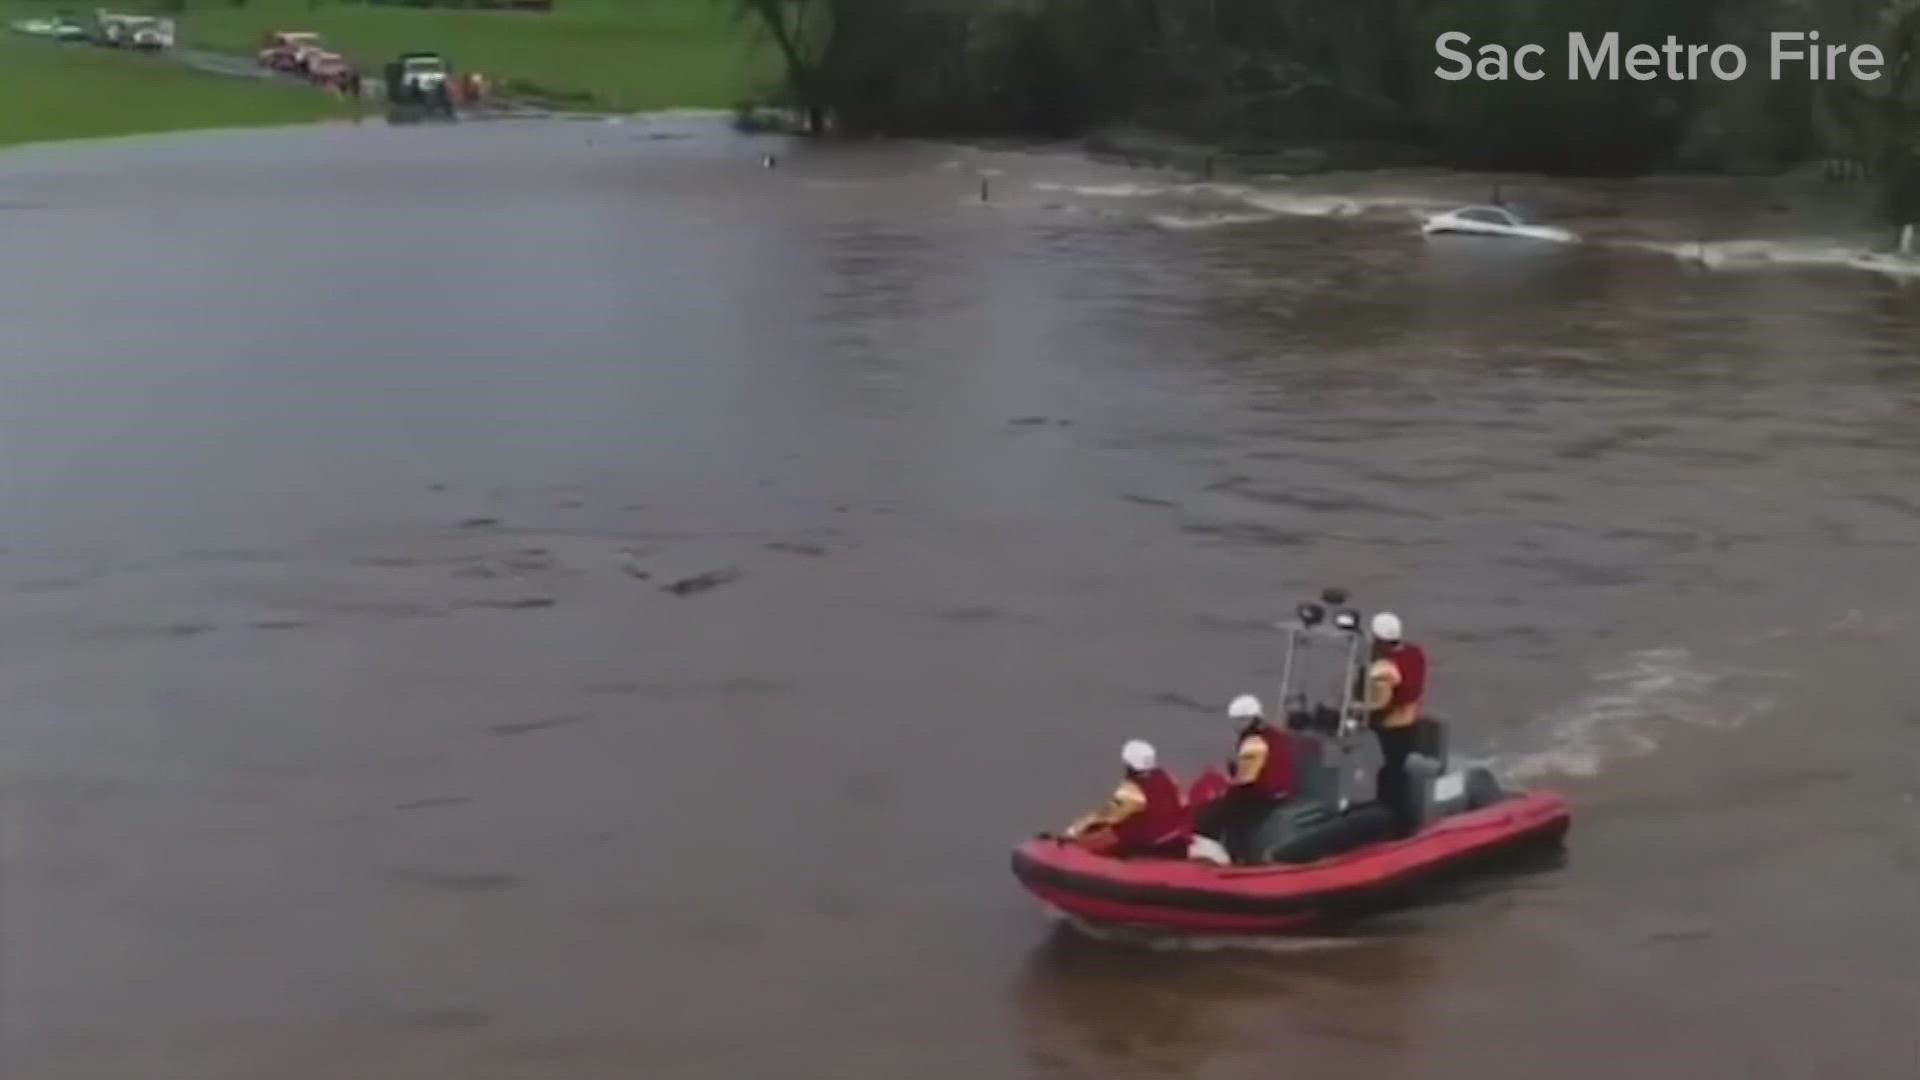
731 0 1920 216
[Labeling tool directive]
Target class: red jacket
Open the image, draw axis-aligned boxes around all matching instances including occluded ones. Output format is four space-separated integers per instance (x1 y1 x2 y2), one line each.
1112 767 1190 854
1387 642 1427 702
1232 723 1296 799
1370 642 1428 728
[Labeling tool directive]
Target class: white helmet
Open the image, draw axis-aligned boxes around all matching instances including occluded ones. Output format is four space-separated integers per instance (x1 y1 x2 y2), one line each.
1228 694 1263 721
1121 739 1157 772
1371 612 1403 642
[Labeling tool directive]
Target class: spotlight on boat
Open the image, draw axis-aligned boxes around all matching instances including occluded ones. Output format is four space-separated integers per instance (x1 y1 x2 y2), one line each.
1332 609 1360 632
1297 602 1326 626
1321 586 1349 605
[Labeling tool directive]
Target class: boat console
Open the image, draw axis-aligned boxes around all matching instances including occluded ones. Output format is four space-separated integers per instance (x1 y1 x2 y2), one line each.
1241 587 1504 863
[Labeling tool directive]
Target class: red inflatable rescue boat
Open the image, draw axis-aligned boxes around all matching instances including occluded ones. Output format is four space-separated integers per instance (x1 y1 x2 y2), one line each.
1012 587 1573 936
1013 787 1569 935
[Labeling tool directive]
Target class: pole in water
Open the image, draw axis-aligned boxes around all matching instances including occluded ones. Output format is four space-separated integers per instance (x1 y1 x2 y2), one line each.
1901 223 1915 257
979 176 990 202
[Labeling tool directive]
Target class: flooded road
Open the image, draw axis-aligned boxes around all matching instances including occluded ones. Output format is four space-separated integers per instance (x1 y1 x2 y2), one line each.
1 118 1916 1079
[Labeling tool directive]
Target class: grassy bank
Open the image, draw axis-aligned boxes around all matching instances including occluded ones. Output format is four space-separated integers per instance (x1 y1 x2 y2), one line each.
178 0 766 112
0 19 347 149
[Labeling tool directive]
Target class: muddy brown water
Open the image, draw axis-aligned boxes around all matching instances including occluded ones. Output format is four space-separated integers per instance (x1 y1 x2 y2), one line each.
1 118 1916 1079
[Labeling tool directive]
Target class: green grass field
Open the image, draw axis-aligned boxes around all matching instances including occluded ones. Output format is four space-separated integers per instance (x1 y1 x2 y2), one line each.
1 0 763 150
181 0 767 111
0 18 348 149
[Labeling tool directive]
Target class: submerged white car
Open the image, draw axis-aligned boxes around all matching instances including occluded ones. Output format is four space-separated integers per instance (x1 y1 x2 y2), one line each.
1421 204 1577 244
126 16 173 50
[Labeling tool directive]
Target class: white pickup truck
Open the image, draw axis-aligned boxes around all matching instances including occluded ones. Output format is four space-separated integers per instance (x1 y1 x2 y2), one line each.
95 10 174 50
383 51 456 118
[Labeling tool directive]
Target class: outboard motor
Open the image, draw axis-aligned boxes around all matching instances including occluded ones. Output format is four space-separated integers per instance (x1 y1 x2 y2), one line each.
1406 715 1509 828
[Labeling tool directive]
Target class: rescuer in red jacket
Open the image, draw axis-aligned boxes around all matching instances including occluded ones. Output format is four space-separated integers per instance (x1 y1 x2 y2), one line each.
1366 611 1428 836
1063 740 1190 858
1193 693 1297 862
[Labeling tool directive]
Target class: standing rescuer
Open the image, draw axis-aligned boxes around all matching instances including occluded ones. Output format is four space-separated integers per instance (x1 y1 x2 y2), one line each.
1365 612 1427 836
1062 740 1190 858
1194 693 1297 862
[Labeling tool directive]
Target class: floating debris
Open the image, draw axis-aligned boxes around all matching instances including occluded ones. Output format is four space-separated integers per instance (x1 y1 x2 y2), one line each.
457 517 501 530
503 551 555 573
662 568 740 597
1147 690 1217 715
354 555 418 568
457 597 556 611
396 796 473 812
488 714 587 738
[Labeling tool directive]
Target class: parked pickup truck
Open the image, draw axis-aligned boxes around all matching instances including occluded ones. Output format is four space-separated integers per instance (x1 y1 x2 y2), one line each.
125 15 172 49
95 10 173 49
384 51 456 119
258 30 326 72
305 50 355 89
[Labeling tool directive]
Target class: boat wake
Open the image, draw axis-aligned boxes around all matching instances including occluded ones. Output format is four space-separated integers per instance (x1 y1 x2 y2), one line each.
1199 185 1432 220
1032 181 1172 199
1029 180 1444 230
1028 176 1914 274
1823 607 1915 637
1147 210 1280 231
1050 912 1370 954
1613 237 1920 276
1492 647 1779 783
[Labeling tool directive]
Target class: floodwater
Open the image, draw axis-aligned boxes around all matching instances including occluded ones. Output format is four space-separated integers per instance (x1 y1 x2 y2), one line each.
1 117 1916 1079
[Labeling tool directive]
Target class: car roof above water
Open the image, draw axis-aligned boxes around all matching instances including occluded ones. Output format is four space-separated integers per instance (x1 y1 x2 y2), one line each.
1452 204 1521 224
